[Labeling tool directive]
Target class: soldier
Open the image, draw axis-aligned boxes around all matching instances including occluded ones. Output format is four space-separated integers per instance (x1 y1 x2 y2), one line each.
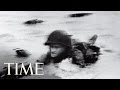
36 30 72 65
37 30 100 67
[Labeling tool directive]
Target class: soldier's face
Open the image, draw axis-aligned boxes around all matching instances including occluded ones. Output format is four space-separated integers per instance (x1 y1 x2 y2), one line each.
49 44 65 58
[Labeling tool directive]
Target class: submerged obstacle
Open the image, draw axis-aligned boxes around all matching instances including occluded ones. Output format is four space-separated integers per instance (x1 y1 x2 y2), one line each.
69 13 92 18
24 19 44 24
13 48 31 57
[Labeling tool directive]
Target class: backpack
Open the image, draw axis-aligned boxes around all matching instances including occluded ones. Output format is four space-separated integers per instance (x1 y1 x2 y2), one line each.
72 35 101 67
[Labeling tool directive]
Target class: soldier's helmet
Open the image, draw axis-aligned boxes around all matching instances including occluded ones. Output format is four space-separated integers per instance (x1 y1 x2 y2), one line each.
45 30 72 47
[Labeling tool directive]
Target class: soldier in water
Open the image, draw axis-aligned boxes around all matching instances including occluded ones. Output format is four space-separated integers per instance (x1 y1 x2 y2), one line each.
36 30 100 67
36 30 73 65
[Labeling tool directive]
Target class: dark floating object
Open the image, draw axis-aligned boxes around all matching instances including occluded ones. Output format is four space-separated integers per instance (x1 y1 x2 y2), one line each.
69 13 92 18
13 48 30 57
24 19 44 24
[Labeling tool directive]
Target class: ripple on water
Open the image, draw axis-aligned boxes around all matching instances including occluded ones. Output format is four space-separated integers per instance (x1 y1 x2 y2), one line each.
103 49 114 53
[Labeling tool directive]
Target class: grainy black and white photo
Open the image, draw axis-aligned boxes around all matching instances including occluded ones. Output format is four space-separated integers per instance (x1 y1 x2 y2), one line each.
0 11 120 79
